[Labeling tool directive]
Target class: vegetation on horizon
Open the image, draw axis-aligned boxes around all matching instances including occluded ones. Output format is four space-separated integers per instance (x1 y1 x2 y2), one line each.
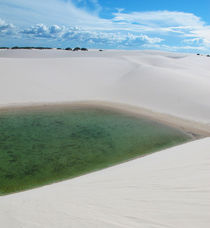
0 46 89 51
11 46 53 50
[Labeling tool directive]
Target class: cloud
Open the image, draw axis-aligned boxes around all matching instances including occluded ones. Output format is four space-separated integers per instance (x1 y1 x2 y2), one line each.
0 0 108 29
138 35 163 44
0 19 17 39
22 24 65 39
0 0 210 52
112 10 203 28
185 26 210 47
0 19 14 32
183 38 201 44
20 23 163 47
112 10 210 49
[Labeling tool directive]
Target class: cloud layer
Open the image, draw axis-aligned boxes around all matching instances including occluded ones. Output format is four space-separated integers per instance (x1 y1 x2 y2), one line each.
0 19 14 34
19 23 163 47
0 0 210 52
112 10 210 50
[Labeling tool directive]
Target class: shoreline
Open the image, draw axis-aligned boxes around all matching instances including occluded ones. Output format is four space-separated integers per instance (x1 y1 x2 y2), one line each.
1 100 210 138
0 100 194 196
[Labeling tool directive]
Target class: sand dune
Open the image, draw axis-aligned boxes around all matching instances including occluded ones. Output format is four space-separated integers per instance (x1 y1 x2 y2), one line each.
0 50 210 227
0 50 210 123
0 138 210 228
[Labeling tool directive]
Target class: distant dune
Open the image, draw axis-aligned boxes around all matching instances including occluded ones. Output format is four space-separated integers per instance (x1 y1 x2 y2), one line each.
0 49 210 124
0 49 210 227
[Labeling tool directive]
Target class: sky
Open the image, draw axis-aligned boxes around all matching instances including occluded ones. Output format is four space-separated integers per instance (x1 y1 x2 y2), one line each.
0 0 210 52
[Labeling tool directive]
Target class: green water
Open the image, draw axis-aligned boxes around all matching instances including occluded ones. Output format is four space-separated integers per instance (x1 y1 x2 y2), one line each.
0 106 192 195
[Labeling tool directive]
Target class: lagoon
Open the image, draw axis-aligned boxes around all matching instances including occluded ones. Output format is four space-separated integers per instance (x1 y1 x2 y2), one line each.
0 106 192 195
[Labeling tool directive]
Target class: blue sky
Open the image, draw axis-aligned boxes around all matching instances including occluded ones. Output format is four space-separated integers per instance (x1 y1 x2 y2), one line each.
0 0 210 52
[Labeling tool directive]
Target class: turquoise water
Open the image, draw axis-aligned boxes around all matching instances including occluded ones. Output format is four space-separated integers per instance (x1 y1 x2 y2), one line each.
0 106 192 195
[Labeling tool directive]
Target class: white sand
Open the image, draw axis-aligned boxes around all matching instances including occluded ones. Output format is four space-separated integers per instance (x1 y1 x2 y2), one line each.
0 138 210 228
0 50 210 123
0 49 210 227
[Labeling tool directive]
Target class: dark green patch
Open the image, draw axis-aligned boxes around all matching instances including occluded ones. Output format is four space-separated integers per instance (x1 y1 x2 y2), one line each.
0 107 192 195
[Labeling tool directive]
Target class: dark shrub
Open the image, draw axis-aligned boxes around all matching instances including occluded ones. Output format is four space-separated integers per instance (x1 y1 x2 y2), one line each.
35 47 52 50
21 47 33 49
11 46 52 50
73 47 81 51
65 47 72 51
11 46 19 49
81 48 88 51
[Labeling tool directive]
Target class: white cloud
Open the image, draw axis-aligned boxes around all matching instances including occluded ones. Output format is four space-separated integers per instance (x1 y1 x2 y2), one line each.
112 11 203 28
0 19 14 31
0 19 16 37
185 26 210 47
20 23 163 47
22 24 65 39
112 10 210 49
0 0 109 29
0 0 210 51
183 38 201 44
138 34 163 44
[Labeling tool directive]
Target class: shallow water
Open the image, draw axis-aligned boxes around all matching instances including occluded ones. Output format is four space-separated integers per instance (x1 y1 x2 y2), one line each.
0 106 192 194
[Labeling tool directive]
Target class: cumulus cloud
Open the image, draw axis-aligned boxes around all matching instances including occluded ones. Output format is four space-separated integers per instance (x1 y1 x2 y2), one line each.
22 24 65 39
138 35 163 44
0 0 210 51
20 23 163 47
0 19 14 33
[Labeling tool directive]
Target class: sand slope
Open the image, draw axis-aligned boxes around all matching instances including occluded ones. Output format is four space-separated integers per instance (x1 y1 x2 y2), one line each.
0 50 210 123
0 138 210 228
1 50 210 227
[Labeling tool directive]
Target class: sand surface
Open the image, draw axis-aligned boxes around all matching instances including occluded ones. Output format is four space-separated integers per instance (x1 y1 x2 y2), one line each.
0 50 210 124
0 49 210 227
0 138 210 228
